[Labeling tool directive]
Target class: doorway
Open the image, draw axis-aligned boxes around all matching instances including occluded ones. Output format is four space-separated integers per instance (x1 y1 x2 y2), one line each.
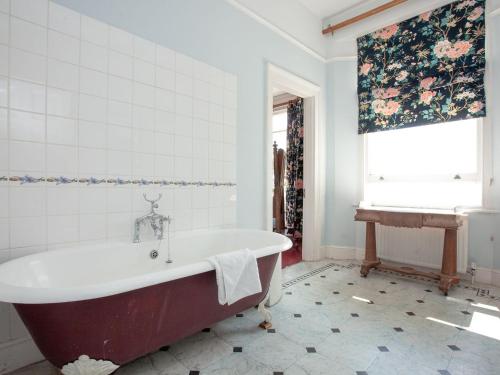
265 63 324 306
272 92 303 268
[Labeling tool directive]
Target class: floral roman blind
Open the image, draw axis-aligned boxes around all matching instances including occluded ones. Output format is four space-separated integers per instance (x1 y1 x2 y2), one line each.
357 0 486 134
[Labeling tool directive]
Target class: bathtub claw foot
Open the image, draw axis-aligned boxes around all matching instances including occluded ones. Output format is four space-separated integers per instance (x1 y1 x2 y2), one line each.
257 295 272 330
61 355 119 375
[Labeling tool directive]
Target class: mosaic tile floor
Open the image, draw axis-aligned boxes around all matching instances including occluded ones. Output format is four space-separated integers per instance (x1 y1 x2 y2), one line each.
11 260 500 375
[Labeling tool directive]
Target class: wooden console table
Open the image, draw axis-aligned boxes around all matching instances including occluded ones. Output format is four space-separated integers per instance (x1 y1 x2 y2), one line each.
355 207 465 295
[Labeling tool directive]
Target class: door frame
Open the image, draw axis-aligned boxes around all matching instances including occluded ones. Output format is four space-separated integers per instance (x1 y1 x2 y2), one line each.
266 63 325 261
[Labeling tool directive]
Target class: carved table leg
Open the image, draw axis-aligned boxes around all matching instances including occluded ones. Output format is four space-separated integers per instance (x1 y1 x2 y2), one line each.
439 228 460 295
360 222 380 277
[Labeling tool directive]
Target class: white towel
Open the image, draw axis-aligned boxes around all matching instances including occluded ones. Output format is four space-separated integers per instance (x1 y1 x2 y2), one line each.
208 249 262 305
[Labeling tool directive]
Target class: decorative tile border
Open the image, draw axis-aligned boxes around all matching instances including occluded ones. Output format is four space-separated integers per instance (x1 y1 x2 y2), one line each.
282 263 355 289
0 175 236 187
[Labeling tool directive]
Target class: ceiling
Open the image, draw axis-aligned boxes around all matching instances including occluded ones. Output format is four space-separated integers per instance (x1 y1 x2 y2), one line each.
297 0 370 19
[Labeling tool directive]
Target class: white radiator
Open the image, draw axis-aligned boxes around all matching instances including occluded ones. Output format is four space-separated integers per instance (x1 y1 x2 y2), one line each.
375 218 468 274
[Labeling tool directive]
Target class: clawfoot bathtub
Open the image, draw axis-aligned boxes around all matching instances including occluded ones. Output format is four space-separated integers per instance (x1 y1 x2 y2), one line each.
0 229 291 374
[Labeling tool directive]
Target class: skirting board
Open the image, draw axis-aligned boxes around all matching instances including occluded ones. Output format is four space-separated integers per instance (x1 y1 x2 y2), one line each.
321 246 500 287
322 246 364 261
475 267 500 287
0 337 43 374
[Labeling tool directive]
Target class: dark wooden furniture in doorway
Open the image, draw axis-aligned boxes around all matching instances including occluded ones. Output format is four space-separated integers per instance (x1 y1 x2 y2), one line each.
355 207 465 295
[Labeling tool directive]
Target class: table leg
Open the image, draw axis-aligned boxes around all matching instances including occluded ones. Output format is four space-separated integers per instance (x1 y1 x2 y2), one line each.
360 222 380 277
439 228 460 295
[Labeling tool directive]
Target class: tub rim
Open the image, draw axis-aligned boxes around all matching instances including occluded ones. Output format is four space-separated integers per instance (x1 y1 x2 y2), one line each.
0 229 292 304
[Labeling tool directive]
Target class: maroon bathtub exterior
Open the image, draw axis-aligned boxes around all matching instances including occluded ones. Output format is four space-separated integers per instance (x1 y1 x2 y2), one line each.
14 253 278 369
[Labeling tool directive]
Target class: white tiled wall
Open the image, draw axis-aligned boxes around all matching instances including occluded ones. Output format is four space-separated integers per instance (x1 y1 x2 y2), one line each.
0 1 237 372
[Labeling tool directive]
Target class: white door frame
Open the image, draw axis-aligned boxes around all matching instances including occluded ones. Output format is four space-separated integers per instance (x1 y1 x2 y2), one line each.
266 63 325 261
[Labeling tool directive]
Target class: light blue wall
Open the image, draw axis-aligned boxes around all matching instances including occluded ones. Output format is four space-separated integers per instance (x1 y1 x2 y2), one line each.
53 0 326 231
324 16 500 270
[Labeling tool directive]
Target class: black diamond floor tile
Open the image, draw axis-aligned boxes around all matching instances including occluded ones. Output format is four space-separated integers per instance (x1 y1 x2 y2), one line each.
306 347 316 353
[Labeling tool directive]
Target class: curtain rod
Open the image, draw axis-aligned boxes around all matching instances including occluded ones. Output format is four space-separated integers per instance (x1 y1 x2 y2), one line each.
273 98 300 110
322 0 408 35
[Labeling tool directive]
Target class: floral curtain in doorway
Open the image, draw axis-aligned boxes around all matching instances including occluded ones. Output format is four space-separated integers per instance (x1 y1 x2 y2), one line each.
357 0 486 134
286 98 304 237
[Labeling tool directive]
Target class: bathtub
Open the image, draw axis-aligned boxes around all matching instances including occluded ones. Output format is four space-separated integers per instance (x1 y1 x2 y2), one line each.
0 229 291 374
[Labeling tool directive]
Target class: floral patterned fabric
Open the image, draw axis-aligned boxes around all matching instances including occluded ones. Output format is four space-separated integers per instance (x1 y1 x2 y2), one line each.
286 99 304 237
358 0 486 134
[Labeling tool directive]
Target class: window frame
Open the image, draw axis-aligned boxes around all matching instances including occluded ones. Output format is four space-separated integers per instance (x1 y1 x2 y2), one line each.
362 118 486 209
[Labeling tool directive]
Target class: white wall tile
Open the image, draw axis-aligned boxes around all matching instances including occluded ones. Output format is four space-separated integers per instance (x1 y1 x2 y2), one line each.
10 17 47 55
79 121 106 149
0 45 7 76
156 46 175 70
107 125 131 151
107 150 131 176
194 80 210 100
224 73 237 92
79 147 106 175
174 135 193 158
81 16 108 47
48 30 79 64
9 49 46 84
174 156 192 180
133 129 154 153
11 0 48 26
48 2 80 38
10 216 46 248
154 154 173 178
107 212 131 238
175 53 193 77
0 140 7 171
9 110 45 142
9 186 45 217
109 50 133 79
79 68 107 98
79 94 106 123
155 88 175 112
176 94 192 116
132 152 154 177
133 59 155 85
0 13 8 45
80 41 108 73
154 133 174 155
0 187 7 218
47 87 78 118
175 115 192 137
9 80 46 113
0 0 9 14
47 186 78 215
132 105 155 131
133 36 155 63
107 188 132 213
47 116 77 145
193 99 209 121
0 108 6 139
47 59 79 91
176 73 193 96
47 214 78 244
46 144 78 174
155 110 174 134
9 141 44 172
0 219 9 250
79 214 105 241
0 77 7 107
108 76 132 103
109 26 133 55
193 119 209 140
133 82 155 108
79 187 106 214
155 67 175 91
108 100 131 127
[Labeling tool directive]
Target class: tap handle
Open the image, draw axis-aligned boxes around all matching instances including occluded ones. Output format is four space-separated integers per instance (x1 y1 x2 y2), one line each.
143 193 162 205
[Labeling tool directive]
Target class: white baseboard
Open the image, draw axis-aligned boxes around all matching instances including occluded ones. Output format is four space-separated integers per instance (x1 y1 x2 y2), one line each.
322 245 364 261
322 246 500 288
475 267 500 287
0 338 43 374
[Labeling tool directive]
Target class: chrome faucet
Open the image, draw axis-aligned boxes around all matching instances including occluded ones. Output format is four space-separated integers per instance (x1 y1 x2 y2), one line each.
133 193 172 243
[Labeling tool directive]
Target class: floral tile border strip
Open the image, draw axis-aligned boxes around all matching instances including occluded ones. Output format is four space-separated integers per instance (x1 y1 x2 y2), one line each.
0 175 236 187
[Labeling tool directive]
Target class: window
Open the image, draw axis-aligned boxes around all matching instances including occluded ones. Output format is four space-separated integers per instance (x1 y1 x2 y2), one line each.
363 119 483 209
272 110 287 151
